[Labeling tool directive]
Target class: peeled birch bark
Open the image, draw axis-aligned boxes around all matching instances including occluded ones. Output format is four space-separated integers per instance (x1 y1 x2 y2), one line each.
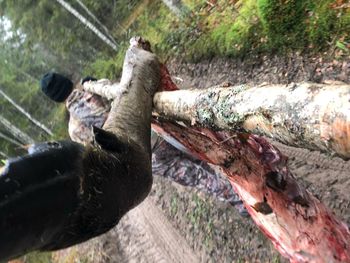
82 79 120 100
153 82 350 160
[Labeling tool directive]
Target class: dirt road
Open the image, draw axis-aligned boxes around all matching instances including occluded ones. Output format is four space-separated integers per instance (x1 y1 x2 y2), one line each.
104 198 200 263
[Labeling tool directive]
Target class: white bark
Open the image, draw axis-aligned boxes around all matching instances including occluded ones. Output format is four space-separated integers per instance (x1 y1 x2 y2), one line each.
0 151 8 159
0 88 53 136
0 131 23 147
74 0 119 45
82 79 121 100
153 82 350 160
161 0 189 18
0 115 34 144
56 0 118 51
84 80 350 159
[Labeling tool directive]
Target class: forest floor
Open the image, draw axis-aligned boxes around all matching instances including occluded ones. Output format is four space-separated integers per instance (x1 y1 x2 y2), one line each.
50 53 350 263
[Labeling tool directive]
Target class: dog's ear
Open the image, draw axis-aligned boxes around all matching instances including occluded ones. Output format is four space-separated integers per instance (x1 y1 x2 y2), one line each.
92 126 127 153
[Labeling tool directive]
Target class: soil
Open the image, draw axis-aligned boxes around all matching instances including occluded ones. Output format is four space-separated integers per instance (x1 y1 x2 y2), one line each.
52 53 350 263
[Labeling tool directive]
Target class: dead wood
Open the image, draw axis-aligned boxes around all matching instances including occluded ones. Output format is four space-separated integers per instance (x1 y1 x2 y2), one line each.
151 67 350 263
153 82 350 160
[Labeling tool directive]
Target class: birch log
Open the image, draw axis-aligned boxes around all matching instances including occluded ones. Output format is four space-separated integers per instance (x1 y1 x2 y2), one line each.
153 82 350 160
161 0 190 18
152 69 350 262
75 0 119 45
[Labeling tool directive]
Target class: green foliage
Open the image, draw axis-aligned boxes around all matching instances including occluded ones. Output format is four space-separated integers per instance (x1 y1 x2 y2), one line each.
257 0 308 48
209 0 262 56
85 57 121 80
307 1 350 52
187 194 213 247
256 0 350 51
170 194 179 216
307 0 336 46
148 0 262 61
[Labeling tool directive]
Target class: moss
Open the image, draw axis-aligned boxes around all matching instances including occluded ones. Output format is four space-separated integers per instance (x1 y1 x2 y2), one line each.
84 0 350 77
307 1 336 47
307 1 350 51
197 107 214 126
190 0 262 59
257 0 308 49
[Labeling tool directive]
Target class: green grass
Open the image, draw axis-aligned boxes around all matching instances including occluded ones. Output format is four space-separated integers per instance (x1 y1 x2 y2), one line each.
97 0 350 73
187 194 214 248
170 194 179 216
22 252 53 263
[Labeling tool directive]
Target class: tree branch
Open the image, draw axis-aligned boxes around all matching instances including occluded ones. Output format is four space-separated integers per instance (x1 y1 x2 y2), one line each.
0 88 53 136
82 79 121 100
55 0 118 51
153 82 350 160
0 131 24 148
0 115 34 144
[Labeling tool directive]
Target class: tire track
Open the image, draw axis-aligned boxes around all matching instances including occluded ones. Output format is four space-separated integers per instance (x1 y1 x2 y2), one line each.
105 197 200 263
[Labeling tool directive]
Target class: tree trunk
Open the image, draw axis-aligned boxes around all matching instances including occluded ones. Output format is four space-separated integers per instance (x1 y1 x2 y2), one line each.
151 69 350 263
55 0 118 51
0 115 34 144
0 88 53 136
74 0 119 45
153 82 350 160
161 0 190 18
0 131 23 148
0 151 8 159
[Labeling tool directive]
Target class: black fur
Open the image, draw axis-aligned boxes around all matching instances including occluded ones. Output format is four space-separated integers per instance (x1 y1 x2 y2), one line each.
0 137 152 261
